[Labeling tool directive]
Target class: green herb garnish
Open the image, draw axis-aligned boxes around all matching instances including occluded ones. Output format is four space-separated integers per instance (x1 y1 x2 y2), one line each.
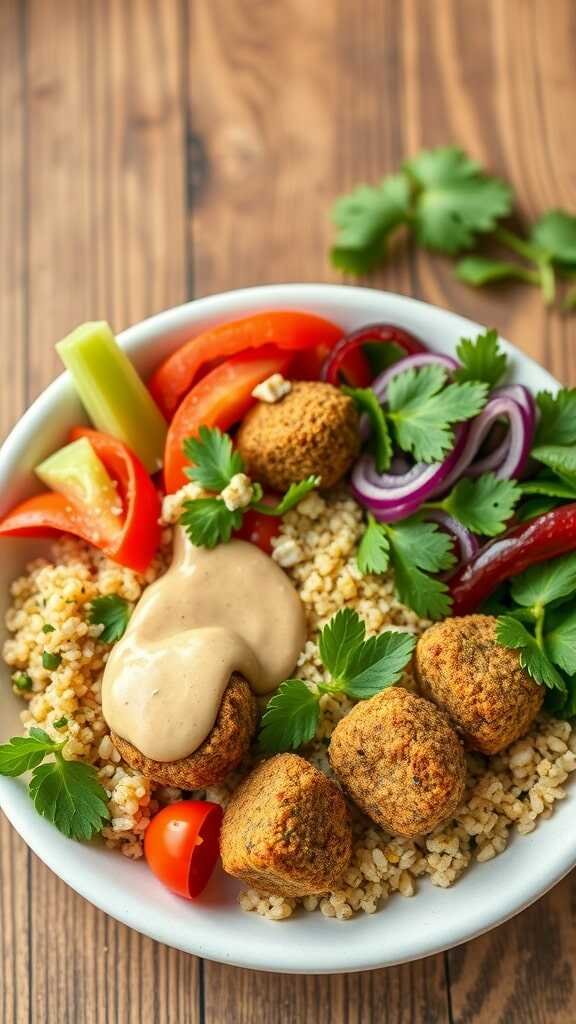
42 651 62 671
0 727 110 840
42 624 55 634
12 672 33 692
258 608 415 753
428 474 521 538
453 329 508 387
341 386 392 472
179 427 318 549
88 595 132 644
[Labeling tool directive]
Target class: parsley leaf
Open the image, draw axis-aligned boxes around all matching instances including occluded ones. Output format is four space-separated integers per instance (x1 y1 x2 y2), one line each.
258 680 320 753
545 608 576 675
531 445 576 487
405 146 512 254
387 365 488 463
184 426 244 491
531 211 576 267
29 757 110 840
437 473 521 537
344 631 416 698
342 387 392 472
319 607 366 680
180 498 242 549
89 595 132 643
496 616 566 691
454 329 508 387
357 515 391 575
535 389 576 446
0 728 59 777
331 174 411 273
455 257 539 289
252 476 320 517
510 552 576 608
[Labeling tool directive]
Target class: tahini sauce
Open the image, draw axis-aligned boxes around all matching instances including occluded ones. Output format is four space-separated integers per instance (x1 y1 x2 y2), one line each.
101 530 306 762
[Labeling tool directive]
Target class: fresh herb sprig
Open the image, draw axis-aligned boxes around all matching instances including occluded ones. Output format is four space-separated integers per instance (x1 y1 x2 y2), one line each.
180 426 318 549
0 727 110 840
495 552 576 713
258 608 415 753
331 145 576 311
88 595 132 643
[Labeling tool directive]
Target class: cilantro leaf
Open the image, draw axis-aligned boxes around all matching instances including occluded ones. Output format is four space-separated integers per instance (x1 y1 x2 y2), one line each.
531 211 576 267
454 329 508 387
331 174 411 273
535 389 576 446
318 608 365 680
438 473 521 537
252 476 320 517
357 515 391 575
496 616 566 691
405 146 512 254
183 426 244 491
545 608 576 675
387 365 488 462
342 387 392 472
531 444 576 487
517 497 563 522
344 631 416 698
0 728 59 777
385 519 454 619
180 498 242 549
455 257 539 288
392 558 452 621
510 552 576 608
29 755 110 840
520 477 576 500
258 680 320 754
88 595 132 643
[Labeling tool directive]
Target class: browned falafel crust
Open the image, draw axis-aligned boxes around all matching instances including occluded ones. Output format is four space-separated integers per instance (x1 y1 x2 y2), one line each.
220 753 353 897
329 687 466 837
111 673 258 788
414 615 544 755
236 380 360 492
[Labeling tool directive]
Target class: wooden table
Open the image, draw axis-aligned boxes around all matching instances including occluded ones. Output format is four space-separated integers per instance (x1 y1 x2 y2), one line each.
1 1 575 1021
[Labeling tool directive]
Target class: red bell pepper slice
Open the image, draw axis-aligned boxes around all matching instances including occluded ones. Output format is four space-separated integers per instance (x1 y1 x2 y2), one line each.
321 324 428 385
0 429 161 573
450 503 576 615
164 345 293 493
149 311 366 417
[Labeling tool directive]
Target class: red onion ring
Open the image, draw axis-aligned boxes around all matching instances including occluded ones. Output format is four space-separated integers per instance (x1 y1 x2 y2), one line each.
321 324 428 385
370 353 459 403
425 510 480 565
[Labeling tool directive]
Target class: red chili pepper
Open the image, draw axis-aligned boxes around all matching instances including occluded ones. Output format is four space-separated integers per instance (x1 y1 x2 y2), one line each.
321 323 428 386
450 503 576 615
0 429 161 573
164 345 294 493
149 311 346 418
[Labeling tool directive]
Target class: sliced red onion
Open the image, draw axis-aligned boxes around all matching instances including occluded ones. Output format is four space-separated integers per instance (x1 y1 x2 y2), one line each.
492 385 536 429
321 323 428 385
431 395 534 493
425 510 480 565
351 424 468 520
370 352 459 403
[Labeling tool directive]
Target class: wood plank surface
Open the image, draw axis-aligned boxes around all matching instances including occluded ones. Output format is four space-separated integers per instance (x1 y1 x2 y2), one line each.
1 1 576 1022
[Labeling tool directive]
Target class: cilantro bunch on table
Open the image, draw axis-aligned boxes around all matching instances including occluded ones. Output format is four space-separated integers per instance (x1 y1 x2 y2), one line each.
0 727 110 840
331 145 576 311
179 426 318 548
258 608 415 753
494 552 576 716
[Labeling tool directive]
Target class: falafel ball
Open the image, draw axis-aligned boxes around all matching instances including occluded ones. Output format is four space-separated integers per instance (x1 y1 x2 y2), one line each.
329 687 466 837
414 614 544 755
220 753 352 897
111 673 257 788
236 380 360 492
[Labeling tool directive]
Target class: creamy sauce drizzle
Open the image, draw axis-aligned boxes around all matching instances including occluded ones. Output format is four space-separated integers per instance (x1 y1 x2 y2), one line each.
101 530 306 762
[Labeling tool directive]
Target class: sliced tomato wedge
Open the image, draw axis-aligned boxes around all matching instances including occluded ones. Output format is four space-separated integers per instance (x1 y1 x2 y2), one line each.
0 429 161 573
235 507 282 554
149 311 344 418
164 345 293 493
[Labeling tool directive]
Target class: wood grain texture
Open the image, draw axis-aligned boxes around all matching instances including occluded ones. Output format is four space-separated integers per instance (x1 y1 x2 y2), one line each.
1 0 576 1021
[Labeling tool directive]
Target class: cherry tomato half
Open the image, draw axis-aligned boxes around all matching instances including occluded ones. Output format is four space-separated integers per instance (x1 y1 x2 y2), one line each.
144 800 223 899
235 507 282 554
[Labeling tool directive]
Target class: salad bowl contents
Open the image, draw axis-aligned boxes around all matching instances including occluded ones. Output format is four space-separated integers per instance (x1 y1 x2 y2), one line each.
1 285 576 974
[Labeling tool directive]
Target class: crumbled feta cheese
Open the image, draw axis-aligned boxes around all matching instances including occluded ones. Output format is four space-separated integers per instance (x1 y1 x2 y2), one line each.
161 482 205 525
251 373 292 404
272 536 303 568
220 473 254 512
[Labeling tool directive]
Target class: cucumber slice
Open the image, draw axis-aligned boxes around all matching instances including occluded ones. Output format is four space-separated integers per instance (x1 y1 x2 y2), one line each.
56 321 167 474
36 437 123 540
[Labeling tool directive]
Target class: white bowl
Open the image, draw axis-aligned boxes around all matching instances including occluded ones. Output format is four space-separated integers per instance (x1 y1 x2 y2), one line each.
0 284 569 974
